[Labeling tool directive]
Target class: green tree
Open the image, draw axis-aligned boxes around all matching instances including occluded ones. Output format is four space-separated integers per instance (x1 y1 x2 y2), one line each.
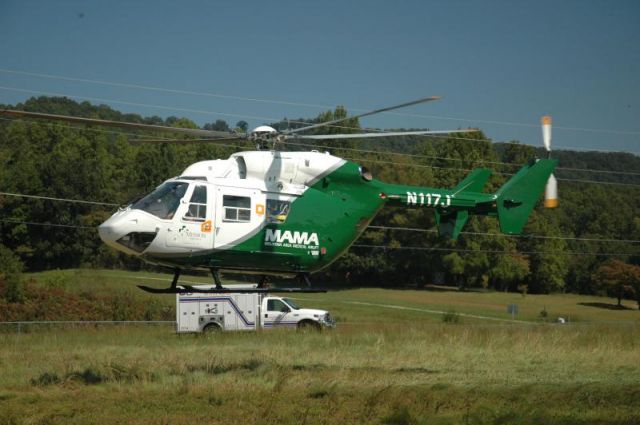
235 120 249 132
595 260 640 308
0 244 24 302
442 252 465 287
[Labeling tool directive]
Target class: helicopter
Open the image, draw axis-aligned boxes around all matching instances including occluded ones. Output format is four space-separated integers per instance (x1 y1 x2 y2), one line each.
0 97 557 293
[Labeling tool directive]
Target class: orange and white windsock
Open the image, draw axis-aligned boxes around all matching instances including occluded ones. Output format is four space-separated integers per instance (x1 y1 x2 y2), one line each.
541 116 558 208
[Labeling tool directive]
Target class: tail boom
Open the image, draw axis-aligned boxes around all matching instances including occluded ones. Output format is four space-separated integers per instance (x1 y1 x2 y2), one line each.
376 158 557 238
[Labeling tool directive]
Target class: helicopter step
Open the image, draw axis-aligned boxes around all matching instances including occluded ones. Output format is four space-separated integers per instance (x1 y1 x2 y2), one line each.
136 268 326 294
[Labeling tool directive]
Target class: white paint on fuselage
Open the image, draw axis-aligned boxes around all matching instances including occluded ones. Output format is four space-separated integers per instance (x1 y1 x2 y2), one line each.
98 151 346 260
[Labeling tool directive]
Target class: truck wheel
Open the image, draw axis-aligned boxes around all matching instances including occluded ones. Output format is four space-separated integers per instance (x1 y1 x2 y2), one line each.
202 323 221 333
297 320 321 331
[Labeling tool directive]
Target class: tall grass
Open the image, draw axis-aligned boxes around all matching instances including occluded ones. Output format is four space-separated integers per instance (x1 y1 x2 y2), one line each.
1 321 638 424
2 270 639 423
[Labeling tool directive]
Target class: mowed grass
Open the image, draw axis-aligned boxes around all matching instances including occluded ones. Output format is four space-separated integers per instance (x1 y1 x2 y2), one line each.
1 269 639 424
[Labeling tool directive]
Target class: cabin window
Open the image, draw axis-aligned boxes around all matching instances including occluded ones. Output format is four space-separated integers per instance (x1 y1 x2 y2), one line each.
266 199 290 224
183 185 207 222
223 195 251 222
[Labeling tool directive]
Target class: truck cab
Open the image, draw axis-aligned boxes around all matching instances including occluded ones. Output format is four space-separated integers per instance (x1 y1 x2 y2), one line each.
176 290 335 333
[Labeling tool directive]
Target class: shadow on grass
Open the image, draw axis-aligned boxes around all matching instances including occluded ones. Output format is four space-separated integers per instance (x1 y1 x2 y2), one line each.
577 302 634 311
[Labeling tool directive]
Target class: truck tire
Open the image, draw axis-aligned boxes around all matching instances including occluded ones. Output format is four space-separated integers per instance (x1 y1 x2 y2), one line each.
297 320 321 331
202 323 222 333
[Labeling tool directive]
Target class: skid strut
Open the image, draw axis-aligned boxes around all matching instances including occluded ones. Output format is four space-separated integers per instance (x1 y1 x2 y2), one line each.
138 269 326 294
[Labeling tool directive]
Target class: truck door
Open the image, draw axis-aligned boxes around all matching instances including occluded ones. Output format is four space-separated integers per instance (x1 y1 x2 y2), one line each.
263 297 293 328
214 186 265 249
166 183 214 249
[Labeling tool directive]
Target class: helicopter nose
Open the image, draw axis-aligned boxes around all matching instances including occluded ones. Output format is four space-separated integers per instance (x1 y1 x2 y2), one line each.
98 211 158 255
97 222 118 246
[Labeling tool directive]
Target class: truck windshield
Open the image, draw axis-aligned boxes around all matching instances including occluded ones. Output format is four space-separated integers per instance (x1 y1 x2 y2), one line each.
131 182 189 219
283 298 300 310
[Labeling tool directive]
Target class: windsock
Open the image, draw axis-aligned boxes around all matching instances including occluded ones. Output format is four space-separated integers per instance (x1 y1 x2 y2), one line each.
542 116 558 208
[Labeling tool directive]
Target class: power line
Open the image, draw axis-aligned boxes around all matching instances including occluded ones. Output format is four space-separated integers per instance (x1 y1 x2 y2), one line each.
3 67 640 137
0 191 118 207
3 108 640 188
2 189 637 245
1 218 634 257
367 225 640 244
351 244 636 257
0 218 96 230
5 112 640 183
2 84 639 156
292 140 640 177
330 152 640 188
0 116 257 149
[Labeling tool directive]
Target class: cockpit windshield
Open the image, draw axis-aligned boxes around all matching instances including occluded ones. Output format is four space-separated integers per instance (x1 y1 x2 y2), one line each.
131 182 188 219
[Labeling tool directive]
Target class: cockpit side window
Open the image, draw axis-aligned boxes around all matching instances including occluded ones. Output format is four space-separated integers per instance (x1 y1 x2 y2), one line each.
184 185 207 222
131 182 188 220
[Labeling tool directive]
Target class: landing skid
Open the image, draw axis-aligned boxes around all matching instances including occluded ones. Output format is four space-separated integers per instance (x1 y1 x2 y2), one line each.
136 269 326 294
137 285 327 294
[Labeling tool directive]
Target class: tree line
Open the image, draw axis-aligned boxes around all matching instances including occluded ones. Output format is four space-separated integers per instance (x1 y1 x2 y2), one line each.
1 96 639 306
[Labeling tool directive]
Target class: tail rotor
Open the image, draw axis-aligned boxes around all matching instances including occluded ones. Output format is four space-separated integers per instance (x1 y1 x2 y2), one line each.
542 116 558 208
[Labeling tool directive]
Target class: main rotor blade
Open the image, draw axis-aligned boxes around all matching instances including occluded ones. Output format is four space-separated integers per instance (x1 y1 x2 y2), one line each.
286 96 441 135
129 136 249 144
0 109 237 139
288 128 478 140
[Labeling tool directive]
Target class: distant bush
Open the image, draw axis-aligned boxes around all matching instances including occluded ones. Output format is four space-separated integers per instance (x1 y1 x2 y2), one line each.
442 308 461 324
30 372 61 386
379 406 417 425
0 244 25 303
0 277 173 322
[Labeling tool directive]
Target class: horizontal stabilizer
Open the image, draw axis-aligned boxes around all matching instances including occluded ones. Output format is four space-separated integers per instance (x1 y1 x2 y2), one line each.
453 168 492 194
435 209 469 240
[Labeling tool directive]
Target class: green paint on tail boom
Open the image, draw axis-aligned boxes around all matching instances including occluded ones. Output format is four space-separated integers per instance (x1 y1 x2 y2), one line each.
376 158 557 238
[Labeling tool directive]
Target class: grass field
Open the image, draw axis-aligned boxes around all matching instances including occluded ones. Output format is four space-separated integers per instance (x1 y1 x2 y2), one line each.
1 269 639 424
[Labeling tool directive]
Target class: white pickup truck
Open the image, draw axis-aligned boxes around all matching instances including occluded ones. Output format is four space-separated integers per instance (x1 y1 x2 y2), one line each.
176 290 335 333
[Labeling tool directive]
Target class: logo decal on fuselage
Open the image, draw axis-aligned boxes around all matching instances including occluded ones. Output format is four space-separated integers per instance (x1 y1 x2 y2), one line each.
264 228 319 249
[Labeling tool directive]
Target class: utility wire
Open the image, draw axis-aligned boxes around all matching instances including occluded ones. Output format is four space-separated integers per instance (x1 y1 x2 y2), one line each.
5 111 640 180
3 105 640 187
0 191 118 206
1 84 639 155
3 67 640 136
0 218 96 230
367 225 640 244
351 244 636 257
6 113 640 186
1 190 638 245
0 116 256 149
1 218 634 256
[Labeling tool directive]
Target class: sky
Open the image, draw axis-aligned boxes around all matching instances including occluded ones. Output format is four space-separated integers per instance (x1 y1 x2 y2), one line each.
1 0 639 153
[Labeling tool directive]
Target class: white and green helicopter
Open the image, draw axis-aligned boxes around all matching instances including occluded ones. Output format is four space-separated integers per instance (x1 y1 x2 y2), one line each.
0 97 557 293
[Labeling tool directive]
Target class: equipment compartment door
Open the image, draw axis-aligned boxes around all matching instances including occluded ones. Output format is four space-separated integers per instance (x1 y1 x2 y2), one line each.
178 299 199 332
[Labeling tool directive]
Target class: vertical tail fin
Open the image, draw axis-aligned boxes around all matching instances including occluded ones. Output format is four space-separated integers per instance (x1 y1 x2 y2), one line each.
495 159 557 234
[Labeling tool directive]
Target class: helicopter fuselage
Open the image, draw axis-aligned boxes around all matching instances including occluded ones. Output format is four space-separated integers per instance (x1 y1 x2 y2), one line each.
98 149 556 277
